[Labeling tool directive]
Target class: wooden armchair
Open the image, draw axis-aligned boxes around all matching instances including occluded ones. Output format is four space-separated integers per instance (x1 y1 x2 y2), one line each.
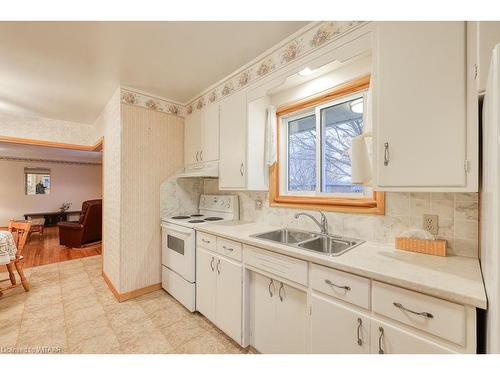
0 220 31 296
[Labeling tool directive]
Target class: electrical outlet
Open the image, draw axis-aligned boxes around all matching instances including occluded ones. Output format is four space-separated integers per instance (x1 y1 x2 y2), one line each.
422 214 439 235
255 199 263 210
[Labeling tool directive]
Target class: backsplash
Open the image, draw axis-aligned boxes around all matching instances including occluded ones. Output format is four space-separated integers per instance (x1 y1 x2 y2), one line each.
160 177 479 258
202 179 479 258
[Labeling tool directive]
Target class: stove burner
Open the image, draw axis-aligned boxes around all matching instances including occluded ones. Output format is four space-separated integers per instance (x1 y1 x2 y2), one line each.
204 217 224 221
190 214 204 217
188 220 205 223
172 215 190 219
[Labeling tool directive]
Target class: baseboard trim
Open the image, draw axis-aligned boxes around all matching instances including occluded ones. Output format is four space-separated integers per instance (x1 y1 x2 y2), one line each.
102 271 161 302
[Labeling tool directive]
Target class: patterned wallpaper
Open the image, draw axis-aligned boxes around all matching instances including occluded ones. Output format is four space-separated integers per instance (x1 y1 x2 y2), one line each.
120 89 187 118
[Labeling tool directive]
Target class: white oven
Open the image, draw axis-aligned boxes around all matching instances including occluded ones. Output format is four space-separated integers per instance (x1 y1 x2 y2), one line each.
161 222 196 311
160 194 239 312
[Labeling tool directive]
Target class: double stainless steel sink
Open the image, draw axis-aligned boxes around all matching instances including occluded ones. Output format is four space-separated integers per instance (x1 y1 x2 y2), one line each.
250 228 364 256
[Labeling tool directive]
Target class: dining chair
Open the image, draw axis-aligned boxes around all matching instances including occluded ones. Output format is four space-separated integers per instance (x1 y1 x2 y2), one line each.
0 220 32 296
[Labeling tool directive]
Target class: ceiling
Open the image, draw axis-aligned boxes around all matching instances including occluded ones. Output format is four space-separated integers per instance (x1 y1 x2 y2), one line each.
0 142 102 163
0 21 308 124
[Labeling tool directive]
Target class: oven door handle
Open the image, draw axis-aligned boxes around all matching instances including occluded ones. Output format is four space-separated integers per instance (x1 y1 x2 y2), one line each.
161 223 193 237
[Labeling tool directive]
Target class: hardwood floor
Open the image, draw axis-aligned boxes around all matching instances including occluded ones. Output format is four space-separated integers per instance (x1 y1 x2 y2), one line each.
0 226 101 271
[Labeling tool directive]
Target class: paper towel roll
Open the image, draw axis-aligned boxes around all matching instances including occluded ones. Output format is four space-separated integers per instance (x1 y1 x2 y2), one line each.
350 135 372 185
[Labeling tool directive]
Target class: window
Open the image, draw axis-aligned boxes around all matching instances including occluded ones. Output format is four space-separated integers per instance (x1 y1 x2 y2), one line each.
25 168 51 195
270 76 384 214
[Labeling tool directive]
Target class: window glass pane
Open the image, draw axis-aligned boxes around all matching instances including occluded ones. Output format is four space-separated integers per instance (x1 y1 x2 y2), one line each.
321 96 364 194
287 114 316 192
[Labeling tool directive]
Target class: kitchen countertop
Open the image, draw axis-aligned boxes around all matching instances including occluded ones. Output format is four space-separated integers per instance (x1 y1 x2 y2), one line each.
196 221 487 309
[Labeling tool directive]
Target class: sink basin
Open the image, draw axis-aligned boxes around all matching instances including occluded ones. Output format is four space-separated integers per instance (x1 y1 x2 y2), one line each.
297 236 363 256
251 228 364 257
252 229 317 244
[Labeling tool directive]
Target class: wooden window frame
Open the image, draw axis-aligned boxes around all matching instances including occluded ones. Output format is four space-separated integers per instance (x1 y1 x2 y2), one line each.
269 75 385 215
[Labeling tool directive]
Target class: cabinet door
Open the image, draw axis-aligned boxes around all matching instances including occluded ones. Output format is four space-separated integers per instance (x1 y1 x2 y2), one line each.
219 90 247 189
311 293 370 354
370 318 455 354
196 247 217 322
201 102 220 162
275 281 307 354
215 256 242 344
185 109 202 164
374 22 467 188
251 272 277 353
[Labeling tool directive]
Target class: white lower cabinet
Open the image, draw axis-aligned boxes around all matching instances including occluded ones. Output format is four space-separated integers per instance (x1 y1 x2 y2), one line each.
251 272 307 353
311 293 370 354
196 246 243 344
370 318 455 354
195 233 476 353
196 247 217 323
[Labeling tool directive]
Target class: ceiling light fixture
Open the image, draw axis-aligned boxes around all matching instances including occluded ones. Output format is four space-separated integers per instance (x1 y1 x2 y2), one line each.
298 67 315 76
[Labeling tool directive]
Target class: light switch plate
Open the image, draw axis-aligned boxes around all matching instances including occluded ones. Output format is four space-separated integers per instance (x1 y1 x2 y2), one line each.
422 214 439 235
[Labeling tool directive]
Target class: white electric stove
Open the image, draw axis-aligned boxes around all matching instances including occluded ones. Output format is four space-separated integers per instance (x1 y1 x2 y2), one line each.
160 194 239 311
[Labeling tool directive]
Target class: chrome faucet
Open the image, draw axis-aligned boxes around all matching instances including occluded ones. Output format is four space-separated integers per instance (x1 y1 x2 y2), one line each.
294 211 329 234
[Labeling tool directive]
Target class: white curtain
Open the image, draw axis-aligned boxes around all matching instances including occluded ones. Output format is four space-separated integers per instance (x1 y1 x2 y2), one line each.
350 84 373 185
264 105 277 167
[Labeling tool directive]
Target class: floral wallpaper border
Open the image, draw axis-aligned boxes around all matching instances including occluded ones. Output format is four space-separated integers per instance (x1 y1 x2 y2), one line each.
120 89 187 117
185 21 364 115
118 21 364 118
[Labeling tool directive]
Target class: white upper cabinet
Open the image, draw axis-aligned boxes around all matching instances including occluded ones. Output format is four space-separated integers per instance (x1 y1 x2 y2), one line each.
201 102 220 162
184 102 219 165
219 89 247 189
184 109 202 165
373 21 477 191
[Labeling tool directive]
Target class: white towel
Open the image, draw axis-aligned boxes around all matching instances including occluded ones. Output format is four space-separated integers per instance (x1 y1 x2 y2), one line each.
350 85 373 185
350 135 372 185
264 105 277 167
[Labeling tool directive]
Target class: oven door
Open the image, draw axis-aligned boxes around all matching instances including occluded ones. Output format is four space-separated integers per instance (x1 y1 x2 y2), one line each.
161 223 195 283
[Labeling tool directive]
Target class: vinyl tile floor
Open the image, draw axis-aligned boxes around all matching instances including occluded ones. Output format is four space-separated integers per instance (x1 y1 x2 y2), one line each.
0 255 249 354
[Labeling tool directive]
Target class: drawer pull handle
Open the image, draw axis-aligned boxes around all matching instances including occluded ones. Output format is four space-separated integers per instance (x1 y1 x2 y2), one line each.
216 259 221 275
210 257 215 272
240 162 244 176
201 239 211 244
268 279 275 297
278 282 284 302
383 142 389 166
393 302 434 319
222 245 234 252
378 327 384 354
325 279 351 291
196 151 200 162
357 318 363 346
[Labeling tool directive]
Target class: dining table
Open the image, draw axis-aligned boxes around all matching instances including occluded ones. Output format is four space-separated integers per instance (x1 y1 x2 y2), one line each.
0 230 16 265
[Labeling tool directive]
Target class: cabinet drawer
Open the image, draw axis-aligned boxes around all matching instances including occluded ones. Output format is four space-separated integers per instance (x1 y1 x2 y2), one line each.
372 281 466 346
197 232 216 251
311 264 371 310
216 237 242 262
243 245 308 286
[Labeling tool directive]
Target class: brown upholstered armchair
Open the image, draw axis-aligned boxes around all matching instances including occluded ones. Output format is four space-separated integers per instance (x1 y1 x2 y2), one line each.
58 199 102 248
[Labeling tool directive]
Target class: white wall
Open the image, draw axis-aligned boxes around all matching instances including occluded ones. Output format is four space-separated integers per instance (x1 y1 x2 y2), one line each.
0 159 102 225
